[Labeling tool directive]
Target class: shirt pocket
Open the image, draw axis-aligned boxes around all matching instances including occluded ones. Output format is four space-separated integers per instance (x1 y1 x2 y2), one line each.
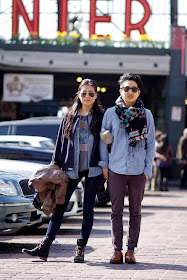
111 121 127 139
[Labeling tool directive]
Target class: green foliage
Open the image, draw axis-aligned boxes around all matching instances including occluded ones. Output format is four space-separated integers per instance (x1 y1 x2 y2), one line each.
0 35 167 49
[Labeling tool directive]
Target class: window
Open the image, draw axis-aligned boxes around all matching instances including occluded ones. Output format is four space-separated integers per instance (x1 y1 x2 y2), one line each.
16 125 59 140
0 126 9 135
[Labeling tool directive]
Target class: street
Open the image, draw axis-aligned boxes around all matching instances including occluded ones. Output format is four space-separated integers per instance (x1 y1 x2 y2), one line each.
0 187 187 280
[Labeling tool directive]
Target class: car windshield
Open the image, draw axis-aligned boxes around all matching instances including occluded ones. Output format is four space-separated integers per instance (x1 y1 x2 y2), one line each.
16 125 59 141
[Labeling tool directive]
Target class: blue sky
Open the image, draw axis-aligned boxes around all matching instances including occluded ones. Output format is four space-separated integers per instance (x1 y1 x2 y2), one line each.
0 0 186 43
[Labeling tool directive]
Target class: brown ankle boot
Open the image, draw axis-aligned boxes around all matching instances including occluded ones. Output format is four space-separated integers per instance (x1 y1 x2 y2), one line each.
74 238 86 263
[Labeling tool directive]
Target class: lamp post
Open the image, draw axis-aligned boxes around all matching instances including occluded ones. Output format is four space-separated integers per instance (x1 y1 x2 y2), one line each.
171 0 178 26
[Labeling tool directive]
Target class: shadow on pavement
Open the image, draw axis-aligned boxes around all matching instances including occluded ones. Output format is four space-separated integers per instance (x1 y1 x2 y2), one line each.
1 242 186 274
143 205 187 211
0 242 95 258
0 224 111 238
87 260 187 272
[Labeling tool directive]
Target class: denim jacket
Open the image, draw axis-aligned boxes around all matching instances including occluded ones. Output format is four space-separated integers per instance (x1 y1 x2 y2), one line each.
52 111 103 179
99 106 155 178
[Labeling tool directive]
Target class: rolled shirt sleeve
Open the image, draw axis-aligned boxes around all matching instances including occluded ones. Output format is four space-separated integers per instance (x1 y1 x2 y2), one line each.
143 110 156 178
99 109 111 169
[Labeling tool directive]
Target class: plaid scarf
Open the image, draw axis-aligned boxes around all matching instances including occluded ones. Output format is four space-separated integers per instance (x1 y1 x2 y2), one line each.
115 96 147 148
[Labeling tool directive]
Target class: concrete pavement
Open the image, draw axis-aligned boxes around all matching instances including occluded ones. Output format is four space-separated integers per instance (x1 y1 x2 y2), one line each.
0 187 187 280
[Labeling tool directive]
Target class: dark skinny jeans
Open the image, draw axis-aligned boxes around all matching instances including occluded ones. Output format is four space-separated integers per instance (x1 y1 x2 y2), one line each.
108 169 146 251
46 170 102 246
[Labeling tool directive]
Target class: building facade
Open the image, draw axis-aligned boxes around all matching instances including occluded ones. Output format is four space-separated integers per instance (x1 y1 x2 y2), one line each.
0 0 187 155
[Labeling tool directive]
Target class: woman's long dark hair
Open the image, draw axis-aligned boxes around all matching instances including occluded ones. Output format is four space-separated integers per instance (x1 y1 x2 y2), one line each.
64 79 103 138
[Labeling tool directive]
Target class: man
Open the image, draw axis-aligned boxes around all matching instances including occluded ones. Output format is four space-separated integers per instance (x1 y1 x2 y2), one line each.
176 128 187 189
99 73 155 264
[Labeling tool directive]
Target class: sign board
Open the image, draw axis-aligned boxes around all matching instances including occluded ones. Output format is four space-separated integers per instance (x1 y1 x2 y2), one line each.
171 106 182 122
0 0 171 42
3 74 54 103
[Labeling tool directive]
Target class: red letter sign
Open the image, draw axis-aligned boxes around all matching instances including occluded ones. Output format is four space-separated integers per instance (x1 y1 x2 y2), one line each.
12 0 39 38
90 0 111 37
125 0 151 37
57 0 68 32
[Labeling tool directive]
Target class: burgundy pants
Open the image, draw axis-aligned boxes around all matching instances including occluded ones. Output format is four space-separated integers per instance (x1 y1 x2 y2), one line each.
108 169 146 251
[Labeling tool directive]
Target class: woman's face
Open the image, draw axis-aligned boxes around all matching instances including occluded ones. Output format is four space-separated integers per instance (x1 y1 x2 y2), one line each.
78 84 97 107
119 80 140 107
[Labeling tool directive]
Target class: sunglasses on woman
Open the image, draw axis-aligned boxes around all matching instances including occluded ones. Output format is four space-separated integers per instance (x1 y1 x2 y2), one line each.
121 86 139 93
80 92 95 97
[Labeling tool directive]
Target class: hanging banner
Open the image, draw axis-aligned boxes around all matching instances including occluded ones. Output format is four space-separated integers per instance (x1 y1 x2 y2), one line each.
182 35 187 76
3 74 54 102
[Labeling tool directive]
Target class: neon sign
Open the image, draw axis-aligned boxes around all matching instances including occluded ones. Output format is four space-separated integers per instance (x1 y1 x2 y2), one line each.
12 0 151 38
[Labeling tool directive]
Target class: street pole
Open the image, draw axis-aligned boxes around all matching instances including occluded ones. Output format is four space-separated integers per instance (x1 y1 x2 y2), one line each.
171 0 178 26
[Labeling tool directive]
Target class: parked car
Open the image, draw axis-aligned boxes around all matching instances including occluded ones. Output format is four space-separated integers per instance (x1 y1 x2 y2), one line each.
0 116 108 207
0 135 55 149
0 144 53 162
0 159 83 217
0 170 42 235
0 144 110 208
0 116 61 141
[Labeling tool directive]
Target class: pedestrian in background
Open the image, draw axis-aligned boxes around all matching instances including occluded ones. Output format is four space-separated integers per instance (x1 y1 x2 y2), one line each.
156 134 173 191
176 128 187 189
22 79 104 262
150 130 163 191
99 73 155 264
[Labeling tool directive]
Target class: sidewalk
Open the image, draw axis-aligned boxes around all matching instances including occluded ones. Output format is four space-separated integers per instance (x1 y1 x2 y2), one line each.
0 187 187 280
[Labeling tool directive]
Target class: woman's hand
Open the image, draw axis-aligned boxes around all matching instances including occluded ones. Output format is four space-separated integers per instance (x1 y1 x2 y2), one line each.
102 168 109 181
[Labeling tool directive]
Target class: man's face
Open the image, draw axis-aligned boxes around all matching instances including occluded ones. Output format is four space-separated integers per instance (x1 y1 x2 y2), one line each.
119 80 140 107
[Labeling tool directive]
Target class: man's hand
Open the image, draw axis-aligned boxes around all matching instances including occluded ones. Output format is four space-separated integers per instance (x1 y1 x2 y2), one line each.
144 173 149 180
102 168 109 181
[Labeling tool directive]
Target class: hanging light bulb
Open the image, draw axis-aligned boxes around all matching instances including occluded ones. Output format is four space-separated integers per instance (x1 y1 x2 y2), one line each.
76 77 82 83
101 87 106 93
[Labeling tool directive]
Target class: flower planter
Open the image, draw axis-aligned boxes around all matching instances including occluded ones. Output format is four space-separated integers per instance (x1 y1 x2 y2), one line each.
82 46 169 56
0 43 78 53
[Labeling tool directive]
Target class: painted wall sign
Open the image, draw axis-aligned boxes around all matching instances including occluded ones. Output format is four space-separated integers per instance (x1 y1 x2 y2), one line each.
3 74 54 103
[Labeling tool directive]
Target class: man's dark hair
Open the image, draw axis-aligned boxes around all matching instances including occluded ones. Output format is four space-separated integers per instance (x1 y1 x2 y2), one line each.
118 73 143 92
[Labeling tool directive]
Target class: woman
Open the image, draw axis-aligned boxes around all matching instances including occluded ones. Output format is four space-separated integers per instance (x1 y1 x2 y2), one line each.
156 134 173 191
22 79 104 262
99 73 155 264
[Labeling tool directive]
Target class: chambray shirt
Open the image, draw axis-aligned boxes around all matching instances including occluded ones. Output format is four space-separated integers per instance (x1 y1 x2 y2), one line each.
66 113 102 179
99 106 155 178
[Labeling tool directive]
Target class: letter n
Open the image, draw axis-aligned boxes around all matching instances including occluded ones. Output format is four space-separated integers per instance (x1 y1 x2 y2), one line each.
12 0 39 38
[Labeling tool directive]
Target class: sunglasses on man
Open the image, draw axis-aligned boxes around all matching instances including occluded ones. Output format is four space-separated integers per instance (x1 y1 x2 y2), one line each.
121 86 139 93
80 92 95 97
